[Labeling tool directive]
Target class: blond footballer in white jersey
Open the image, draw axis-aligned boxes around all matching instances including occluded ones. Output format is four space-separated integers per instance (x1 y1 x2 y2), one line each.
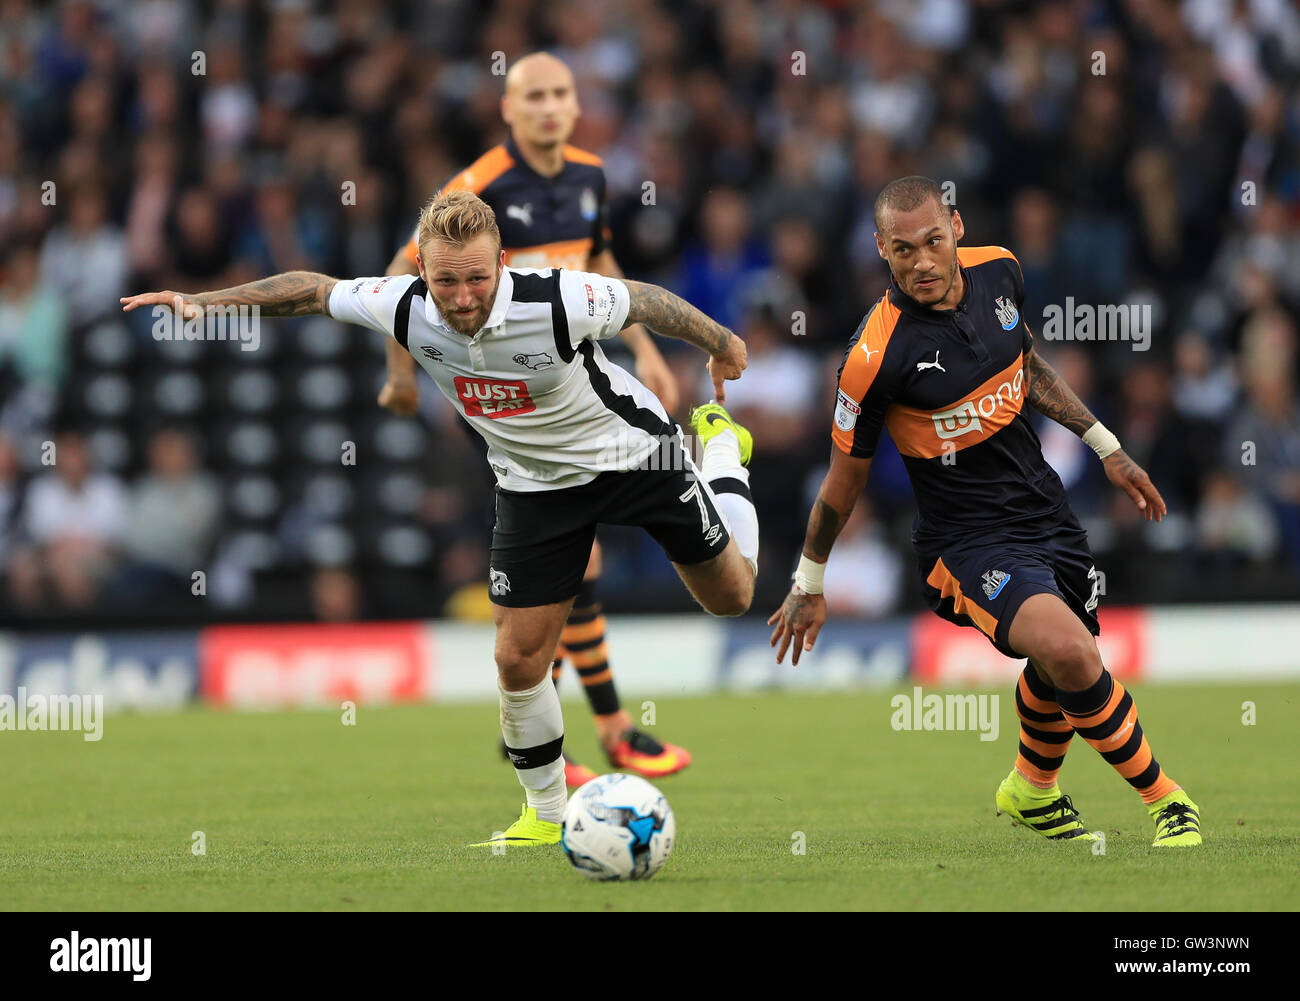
330 265 670 493
122 190 762 846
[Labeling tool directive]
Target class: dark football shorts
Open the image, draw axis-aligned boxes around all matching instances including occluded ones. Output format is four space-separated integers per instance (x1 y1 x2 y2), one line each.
917 514 1101 658
488 432 731 608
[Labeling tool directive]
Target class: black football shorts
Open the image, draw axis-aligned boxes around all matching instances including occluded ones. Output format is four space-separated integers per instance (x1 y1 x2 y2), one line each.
917 513 1101 657
488 433 731 607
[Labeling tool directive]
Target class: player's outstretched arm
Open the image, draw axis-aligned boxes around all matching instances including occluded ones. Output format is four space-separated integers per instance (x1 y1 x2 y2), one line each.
378 247 421 417
120 272 339 319
1024 348 1166 521
768 448 873 665
622 279 745 402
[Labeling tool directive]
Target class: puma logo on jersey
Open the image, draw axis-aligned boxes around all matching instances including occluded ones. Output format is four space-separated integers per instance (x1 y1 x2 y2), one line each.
512 351 554 370
860 344 878 362
917 351 945 373
489 568 511 595
506 203 533 227
421 345 443 362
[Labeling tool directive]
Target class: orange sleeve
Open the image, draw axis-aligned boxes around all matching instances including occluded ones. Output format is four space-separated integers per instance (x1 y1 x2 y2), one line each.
398 148 513 266
400 231 419 267
832 301 900 457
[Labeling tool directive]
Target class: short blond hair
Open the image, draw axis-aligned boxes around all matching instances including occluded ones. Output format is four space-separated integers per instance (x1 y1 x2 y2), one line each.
416 189 501 258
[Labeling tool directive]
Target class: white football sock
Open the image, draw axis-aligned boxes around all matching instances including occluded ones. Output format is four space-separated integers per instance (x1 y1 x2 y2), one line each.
699 429 759 577
499 676 567 822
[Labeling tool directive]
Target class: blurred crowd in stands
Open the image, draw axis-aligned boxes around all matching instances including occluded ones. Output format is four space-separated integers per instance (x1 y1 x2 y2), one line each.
1 0 1298 625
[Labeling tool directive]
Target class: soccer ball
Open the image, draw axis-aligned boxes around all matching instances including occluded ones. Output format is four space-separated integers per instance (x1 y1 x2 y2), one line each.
561 773 675 881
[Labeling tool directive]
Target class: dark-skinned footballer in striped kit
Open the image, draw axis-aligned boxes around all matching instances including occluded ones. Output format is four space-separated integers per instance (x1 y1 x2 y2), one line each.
768 176 1201 848
123 189 761 847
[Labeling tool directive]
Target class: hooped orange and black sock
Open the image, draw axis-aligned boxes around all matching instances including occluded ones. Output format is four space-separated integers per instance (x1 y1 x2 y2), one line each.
1056 669 1178 804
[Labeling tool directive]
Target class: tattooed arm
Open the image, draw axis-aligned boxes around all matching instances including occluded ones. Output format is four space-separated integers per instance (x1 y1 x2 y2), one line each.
768 448 873 665
623 279 730 353
120 272 339 319
801 449 873 562
623 279 746 401
1024 347 1167 520
592 253 679 413
1024 347 1099 434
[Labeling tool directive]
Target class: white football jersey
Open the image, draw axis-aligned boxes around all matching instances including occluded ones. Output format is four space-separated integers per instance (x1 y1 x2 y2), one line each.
329 267 676 492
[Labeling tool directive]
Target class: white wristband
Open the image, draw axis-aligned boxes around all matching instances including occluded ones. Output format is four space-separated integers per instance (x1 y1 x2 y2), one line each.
793 555 826 595
1082 421 1121 459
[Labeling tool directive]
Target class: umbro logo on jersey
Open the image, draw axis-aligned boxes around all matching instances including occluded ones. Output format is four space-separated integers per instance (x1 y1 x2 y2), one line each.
420 345 443 362
995 296 1019 330
512 351 554 370
917 351 945 373
454 376 536 418
981 569 1010 599
506 203 533 227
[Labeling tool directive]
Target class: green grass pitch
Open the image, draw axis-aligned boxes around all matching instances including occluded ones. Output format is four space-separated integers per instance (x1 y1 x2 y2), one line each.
3 683 1297 910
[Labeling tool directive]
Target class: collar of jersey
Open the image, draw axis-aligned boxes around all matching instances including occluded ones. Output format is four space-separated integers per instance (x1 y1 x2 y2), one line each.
425 267 514 337
887 265 972 324
505 134 562 183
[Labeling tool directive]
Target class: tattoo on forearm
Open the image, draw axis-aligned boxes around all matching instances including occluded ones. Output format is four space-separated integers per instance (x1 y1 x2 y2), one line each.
194 272 337 318
1105 448 1137 475
805 498 848 561
1025 349 1097 436
623 280 730 354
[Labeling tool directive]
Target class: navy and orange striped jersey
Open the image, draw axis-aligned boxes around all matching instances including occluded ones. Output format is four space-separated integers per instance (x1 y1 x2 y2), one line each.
833 246 1070 548
401 135 611 271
